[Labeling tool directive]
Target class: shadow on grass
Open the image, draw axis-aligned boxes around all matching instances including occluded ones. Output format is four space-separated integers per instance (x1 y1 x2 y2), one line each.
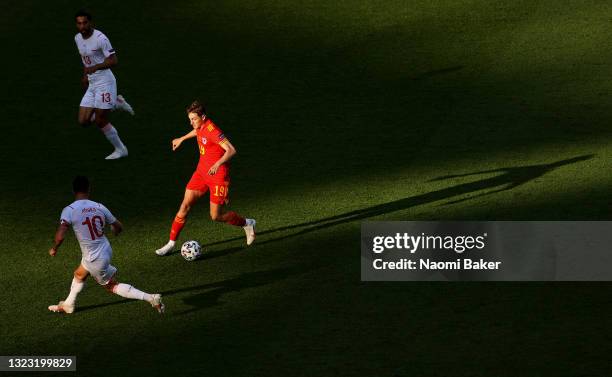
167 264 319 315
409 65 464 81
157 246 244 260
76 155 592 314
76 263 319 314
205 155 594 247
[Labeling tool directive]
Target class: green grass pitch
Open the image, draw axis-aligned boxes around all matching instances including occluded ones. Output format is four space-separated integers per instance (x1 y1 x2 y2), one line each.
1 1 611 376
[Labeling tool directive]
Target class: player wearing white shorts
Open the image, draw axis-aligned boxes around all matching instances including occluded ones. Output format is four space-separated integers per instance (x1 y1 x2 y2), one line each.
75 10 133 160
48 176 164 314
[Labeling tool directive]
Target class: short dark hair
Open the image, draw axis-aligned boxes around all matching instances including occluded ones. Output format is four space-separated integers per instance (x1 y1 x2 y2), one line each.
186 100 206 117
75 9 92 21
72 176 90 194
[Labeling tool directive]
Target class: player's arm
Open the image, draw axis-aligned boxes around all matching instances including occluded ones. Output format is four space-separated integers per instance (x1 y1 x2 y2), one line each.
208 139 237 175
75 39 88 90
110 220 123 236
49 223 70 256
172 129 198 151
84 54 118 74
98 204 122 236
81 73 89 91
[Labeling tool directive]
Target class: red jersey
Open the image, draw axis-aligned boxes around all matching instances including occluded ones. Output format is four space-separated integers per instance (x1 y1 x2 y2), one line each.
195 118 228 171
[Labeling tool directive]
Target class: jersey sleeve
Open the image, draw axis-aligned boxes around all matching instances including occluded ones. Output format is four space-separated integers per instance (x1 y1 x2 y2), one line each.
205 122 228 146
99 204 117 224
60 207 72 226
99 36 115 58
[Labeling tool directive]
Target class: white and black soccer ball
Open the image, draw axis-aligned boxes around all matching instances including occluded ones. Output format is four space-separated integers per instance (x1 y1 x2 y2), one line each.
180 240 202 261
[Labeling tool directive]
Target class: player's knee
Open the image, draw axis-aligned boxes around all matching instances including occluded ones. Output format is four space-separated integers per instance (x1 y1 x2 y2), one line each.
73 271 87 281
95 118 108 128
77 117 89 126
104 280 118 292
179 204 191 215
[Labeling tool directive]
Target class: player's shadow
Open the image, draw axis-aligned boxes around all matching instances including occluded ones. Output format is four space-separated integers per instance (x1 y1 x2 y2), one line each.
76 264 318 314
205 154 594 247
163 264 318 315
77 248 255 313
74 155 592 314
161 246 244 260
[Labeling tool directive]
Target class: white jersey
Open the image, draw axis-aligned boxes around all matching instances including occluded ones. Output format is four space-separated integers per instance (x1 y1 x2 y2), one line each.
75 29 116 83
60 199 117 262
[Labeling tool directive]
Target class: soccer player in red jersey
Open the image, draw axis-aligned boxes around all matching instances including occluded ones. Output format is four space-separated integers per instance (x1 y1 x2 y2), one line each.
155 101 256 256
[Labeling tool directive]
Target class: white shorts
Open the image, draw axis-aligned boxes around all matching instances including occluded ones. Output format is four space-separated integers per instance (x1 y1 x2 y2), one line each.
81 254 117 285
80 76 117 110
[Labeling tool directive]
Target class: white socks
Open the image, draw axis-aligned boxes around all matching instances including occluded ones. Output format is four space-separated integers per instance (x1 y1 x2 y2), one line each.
64 278 85 307
112 283 152 303
155 240 176 256
101 123 126 150
61 278 153 309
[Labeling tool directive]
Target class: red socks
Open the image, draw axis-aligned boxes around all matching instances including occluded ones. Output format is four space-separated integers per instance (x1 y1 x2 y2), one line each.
170 212 244 241
170 216 186 241
224 211 246 227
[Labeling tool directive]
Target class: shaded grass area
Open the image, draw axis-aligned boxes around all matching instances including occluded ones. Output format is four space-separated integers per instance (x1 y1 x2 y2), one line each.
0 1 611 376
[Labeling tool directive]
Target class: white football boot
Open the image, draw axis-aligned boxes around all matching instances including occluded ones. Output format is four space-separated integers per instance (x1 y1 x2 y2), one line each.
155 240 176 256
48 301 75 314
115 94 135 115
243 219 256 246
105 146 129 160
150 294 165 314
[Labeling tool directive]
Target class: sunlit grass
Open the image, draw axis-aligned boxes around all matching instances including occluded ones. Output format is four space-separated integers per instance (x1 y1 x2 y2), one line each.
1 1 611 376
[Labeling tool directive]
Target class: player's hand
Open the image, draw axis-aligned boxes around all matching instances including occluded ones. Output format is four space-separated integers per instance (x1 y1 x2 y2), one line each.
81 75 89 91
83 66 98 74
110 221 123 236
49 248 57 257
208 163 220 175
172 138 183 151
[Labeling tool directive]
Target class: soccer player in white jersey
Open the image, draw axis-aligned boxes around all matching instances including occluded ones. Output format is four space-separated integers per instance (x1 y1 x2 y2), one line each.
48 176 164 314
75 10 133 160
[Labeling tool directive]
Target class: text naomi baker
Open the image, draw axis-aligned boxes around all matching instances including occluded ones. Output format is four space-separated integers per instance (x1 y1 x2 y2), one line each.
372 258 501 270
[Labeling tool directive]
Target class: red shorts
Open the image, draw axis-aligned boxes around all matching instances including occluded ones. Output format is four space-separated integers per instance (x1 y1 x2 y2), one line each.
186 169 230 205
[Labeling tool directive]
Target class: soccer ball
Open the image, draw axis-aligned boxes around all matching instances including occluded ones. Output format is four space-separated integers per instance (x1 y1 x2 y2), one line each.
180 240 202 261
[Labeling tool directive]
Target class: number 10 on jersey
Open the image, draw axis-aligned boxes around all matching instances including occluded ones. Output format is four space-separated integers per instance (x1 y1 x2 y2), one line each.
82 215 104 239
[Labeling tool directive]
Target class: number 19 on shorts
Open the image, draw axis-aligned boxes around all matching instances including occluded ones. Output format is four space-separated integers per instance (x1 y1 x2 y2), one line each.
213 185 228 198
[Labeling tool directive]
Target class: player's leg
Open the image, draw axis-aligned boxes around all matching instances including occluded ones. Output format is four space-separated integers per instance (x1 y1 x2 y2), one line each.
155 188 205 256
115 94 135 115
78 82 96 126
78 107 95 126
209 203 247 225
48 264 89 314
96 108 128 160
93 80 128 159
103 278 164 314
209 185 256 245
